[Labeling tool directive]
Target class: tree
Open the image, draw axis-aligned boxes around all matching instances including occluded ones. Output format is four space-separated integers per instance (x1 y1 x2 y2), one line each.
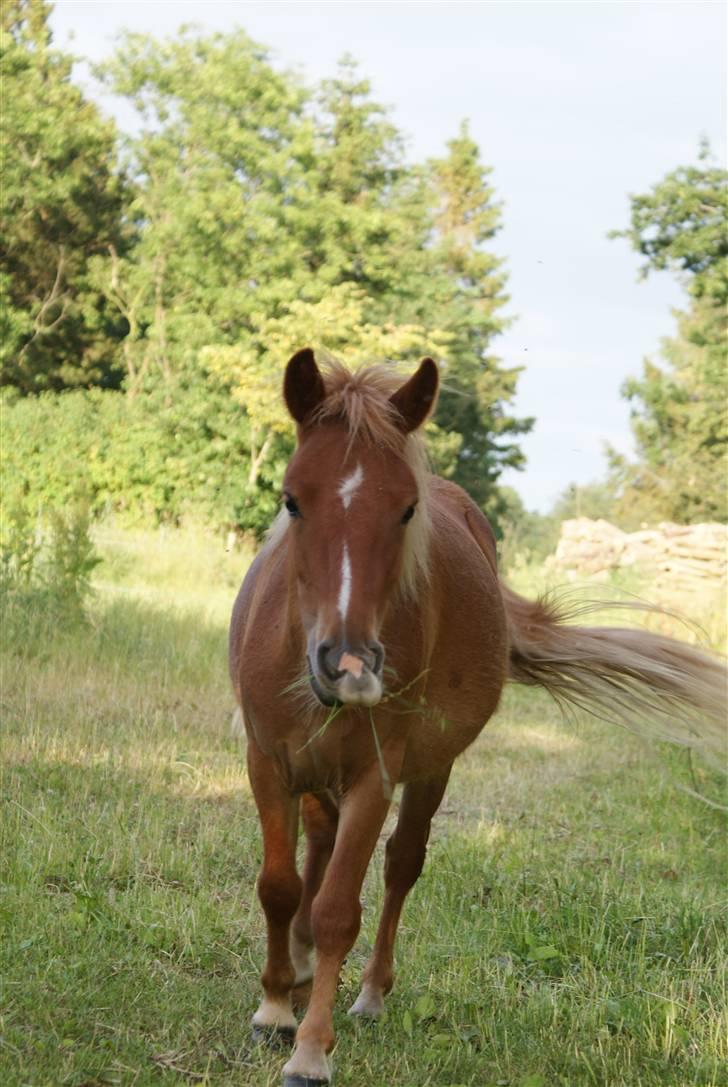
496 486 560 565
199 285 447 485
93 40 530 522
610 149 727 523
612 144 728 307
0 25 532 535
610 299 727 523
0 0 127 392
92 27 312 394
299 56 420 294
551 479 618 523
426 123 533 517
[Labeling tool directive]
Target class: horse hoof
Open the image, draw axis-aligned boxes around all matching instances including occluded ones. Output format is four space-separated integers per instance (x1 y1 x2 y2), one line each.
283 1077 330 1087
251 1023 296 1049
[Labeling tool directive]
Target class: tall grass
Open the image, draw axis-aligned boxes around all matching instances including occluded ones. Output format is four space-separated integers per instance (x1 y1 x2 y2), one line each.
92 521 255 624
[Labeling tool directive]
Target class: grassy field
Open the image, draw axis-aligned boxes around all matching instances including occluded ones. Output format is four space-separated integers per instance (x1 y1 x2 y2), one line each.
1 526 726 1087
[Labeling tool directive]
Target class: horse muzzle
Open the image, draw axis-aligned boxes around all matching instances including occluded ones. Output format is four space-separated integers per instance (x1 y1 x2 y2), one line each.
308 640 385 708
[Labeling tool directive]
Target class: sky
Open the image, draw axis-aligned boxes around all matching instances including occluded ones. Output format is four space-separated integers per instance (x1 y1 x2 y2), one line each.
50 1 726 512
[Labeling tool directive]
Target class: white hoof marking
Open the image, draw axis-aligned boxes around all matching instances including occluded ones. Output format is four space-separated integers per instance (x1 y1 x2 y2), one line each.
348 984 385 1019
252 995 297 1032
283 1042 331 1082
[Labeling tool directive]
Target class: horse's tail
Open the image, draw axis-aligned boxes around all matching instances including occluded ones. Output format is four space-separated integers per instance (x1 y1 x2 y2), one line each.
501 583 727 766
230 705 245 738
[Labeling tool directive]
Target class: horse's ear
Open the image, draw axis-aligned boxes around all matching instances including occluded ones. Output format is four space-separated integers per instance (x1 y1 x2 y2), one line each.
389 357 439 433
284 348 326 425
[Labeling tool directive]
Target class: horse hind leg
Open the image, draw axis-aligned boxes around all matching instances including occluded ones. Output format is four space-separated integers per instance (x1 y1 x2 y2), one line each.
349 771 451 1019
290 792 339 990
247 744 302 1045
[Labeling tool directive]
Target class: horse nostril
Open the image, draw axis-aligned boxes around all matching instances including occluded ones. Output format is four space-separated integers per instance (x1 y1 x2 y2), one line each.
369 643 385 676
317 641 341 682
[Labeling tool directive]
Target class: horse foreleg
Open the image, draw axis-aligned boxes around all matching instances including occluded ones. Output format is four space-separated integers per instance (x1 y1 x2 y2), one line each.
247 743 301 1044
282 760 399 1086
290 792 339 988
349 770 451 1019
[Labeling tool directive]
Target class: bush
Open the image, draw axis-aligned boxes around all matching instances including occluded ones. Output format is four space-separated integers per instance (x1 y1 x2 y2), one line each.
0 365 289 538
1 500 100 634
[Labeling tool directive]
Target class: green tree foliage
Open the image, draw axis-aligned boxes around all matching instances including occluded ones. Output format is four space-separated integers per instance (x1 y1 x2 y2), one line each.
1 494 99 627
0 0 127 391
90 37 529 524
91 27 311 392
613 147 728 307
1 365 284 539
427 123 532 515
551 479 619 523
4 22 531 536
610 150 727 523
301 57 427 298
496 486 560 566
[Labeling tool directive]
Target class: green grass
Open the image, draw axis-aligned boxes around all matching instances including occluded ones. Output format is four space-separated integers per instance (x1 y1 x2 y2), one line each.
91 522 255 624
1 528 726 1087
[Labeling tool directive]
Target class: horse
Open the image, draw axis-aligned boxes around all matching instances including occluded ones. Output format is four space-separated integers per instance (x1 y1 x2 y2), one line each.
229 348 725 1087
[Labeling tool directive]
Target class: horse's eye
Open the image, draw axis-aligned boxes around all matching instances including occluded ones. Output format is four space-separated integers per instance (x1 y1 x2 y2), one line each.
284 495 301 518
401 505 416 525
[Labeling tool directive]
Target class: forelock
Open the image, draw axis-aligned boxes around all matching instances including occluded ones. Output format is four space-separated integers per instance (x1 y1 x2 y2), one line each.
311 361 409 449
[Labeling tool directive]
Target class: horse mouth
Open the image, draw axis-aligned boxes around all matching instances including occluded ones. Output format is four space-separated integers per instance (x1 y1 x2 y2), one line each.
309 672 341 708
306 657 383 709
306 657 341 708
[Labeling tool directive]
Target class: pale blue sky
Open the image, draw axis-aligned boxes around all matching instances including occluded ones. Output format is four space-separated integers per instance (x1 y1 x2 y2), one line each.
51 1 726 511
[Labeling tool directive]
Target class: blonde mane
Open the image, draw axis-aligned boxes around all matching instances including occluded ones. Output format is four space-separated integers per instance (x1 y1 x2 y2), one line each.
266 359 433 598
313 361 415 450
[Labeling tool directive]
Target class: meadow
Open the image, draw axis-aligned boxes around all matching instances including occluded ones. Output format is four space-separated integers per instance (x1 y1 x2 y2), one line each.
1 525 726 1087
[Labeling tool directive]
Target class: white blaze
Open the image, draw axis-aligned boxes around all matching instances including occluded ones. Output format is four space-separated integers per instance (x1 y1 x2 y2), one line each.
337 543 352 620
336 464 362 624
338 463 364 510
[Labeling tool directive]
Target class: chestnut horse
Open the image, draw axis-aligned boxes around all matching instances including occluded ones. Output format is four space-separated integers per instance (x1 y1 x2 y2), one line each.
229 349 724 1087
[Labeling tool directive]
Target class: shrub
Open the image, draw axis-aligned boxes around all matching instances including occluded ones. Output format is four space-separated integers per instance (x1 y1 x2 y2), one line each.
0 367 288 539
0 500 100 632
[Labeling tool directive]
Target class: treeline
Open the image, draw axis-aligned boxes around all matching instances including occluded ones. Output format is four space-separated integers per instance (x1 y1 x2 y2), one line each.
1 0 726 544
1 0 531 537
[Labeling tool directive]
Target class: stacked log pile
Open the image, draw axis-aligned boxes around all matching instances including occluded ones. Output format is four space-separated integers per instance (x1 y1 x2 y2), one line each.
549 518 727 589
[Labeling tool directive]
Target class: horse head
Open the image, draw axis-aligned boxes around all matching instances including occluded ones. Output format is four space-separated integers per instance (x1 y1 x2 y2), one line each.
281 348 438 709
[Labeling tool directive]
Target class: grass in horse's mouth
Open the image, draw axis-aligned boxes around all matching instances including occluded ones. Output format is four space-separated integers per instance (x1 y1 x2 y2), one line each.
368 708 392 800
282 664 444 776
280 672 313 698
380 666 430 705
296 701 348 753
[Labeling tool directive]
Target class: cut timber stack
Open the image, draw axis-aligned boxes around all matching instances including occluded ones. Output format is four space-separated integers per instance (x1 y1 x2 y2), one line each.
550 518 727 590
